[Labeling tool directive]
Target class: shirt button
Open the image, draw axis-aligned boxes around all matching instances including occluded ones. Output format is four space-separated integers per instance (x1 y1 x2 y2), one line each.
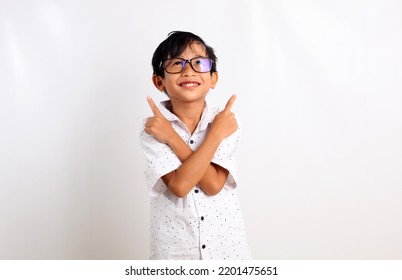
194 189 199 193
201 216 204 221
189 140 194 144
202 244 206 249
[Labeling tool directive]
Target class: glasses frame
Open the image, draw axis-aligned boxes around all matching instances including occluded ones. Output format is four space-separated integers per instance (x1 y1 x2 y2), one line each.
162 56 213 74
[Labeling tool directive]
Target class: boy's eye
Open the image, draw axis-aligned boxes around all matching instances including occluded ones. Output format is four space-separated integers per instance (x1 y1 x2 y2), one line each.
166 59 183 67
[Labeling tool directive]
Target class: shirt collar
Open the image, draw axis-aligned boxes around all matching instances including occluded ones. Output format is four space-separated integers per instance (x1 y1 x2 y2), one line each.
158 100 215 132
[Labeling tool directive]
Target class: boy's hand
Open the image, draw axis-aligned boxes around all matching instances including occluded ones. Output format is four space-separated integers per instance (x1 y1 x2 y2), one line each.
145 96 175 143
210 94 238 141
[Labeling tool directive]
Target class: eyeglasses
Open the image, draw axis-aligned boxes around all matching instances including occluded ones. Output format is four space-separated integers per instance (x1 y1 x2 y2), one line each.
162 57 213 74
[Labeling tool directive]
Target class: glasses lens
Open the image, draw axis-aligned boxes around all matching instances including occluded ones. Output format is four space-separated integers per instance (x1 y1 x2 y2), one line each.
191 57 212 73
164 58 184 73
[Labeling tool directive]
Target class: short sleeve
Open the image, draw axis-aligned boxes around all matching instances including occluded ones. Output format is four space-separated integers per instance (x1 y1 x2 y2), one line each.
139 129 181 197
211 119 241 189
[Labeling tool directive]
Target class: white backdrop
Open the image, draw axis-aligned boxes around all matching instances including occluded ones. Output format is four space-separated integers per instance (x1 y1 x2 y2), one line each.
1 0 401 259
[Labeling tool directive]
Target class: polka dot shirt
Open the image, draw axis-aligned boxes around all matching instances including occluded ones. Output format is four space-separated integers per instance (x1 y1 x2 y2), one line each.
140 100 251 260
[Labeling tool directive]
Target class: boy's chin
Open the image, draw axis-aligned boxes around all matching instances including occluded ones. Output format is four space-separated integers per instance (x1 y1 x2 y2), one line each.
170 93 209 102
172 90 209 97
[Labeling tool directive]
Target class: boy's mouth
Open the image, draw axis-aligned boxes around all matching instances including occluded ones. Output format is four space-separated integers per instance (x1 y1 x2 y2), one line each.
179 81 201 88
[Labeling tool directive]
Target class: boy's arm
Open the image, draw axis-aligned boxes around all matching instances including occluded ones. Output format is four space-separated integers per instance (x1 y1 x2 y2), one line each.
163 129 230 196
145 96 237 197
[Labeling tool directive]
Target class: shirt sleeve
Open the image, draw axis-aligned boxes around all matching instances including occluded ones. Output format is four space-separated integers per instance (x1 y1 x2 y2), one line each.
139 129 181 197
211 118 241 189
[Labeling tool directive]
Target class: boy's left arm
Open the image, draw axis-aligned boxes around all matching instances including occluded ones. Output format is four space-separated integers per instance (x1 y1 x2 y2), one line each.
162 130 230 196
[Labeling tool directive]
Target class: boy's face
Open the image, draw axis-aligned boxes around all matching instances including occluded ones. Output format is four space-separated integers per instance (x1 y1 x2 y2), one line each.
152 43 218 104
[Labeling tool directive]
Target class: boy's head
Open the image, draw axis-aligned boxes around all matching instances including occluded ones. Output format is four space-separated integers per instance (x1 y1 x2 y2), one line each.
152 31 217 79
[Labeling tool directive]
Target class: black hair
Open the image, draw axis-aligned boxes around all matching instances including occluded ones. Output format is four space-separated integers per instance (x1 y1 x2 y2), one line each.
152 31 217 78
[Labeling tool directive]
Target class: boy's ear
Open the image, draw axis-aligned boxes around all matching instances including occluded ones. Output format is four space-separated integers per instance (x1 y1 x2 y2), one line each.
210 72 219 89
152 75 165 92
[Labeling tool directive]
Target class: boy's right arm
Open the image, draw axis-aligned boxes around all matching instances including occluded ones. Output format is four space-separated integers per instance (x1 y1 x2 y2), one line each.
145 96 238 197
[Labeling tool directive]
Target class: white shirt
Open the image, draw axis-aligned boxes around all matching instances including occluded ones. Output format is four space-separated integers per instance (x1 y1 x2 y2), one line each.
140 100 251 260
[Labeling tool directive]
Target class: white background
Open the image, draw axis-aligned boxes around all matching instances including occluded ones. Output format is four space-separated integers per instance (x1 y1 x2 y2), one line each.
1 0 401 259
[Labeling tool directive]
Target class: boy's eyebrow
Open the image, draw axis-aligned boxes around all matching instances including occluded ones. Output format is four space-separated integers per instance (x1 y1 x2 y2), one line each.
169 55 207 60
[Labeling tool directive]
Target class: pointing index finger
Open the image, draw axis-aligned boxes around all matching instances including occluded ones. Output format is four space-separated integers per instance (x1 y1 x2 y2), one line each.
147 96 162 116
224 94 237 112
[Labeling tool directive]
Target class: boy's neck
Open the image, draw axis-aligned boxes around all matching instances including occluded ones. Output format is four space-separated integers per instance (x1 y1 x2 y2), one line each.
170 99 205 135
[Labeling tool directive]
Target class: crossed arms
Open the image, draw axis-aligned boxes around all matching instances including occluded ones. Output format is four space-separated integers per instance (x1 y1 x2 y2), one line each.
144 95 238 198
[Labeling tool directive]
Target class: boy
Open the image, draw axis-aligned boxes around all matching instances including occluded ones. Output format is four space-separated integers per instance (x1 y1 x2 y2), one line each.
140 31 250 260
